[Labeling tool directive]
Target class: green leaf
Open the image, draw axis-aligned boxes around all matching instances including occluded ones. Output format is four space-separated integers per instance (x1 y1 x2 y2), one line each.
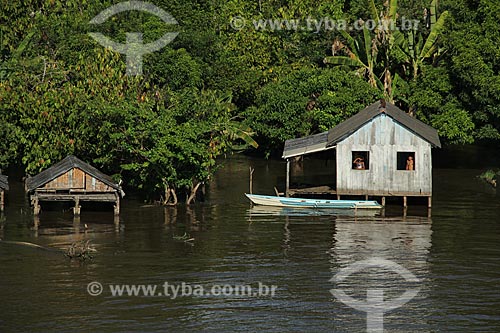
420 11 449 60
389 0 398 20
368 0 380 25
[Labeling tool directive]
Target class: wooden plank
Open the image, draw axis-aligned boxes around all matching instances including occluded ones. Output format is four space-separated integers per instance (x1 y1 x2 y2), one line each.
336 114 433 196
72 168 85 189
35 193 117 202
336 190 431 196
86 174 95 191
288 186 337 196
41 168 114 192
33 195 41 215
44 172 69 189
94 179 111 191
73 196 81 215
114 192 120 215
286 159 290 197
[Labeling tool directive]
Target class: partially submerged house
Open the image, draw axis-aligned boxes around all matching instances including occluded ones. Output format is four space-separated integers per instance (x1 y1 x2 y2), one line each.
0 174 8 211
282 100 441 207
25 155 124 216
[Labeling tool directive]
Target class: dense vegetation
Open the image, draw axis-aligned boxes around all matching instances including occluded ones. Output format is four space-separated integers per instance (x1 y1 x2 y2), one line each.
1 0 499 202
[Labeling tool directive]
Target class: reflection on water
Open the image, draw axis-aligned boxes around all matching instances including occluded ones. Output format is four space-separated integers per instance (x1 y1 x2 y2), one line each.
247 205 381 218
0 156 500 332
330 217 432 331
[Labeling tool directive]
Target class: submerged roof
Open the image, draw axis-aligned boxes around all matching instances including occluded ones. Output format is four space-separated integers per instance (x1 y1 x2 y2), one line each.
282 131 333 159
282 101 441 159
0 174 8 190
26 155 121 192
327 101 441 148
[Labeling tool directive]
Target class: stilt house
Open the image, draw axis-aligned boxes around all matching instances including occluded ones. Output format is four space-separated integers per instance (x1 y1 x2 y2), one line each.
26 156 124 215
282 101 441 207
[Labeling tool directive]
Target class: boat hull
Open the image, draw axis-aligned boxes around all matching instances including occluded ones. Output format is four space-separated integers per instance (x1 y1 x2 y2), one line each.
245 194 383 209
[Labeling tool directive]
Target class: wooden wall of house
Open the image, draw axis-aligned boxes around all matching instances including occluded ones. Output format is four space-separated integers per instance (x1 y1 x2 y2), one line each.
336 114 432 196
41 168 114 192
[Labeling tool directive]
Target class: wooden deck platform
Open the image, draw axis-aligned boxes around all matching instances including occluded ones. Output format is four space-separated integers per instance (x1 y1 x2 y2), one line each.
33 193 118 202
286 185 432 208
288 186 337 196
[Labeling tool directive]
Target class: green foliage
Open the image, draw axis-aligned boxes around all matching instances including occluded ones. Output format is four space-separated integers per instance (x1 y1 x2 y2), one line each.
0 46 255 199
2 0 500 198
409 65 475 144
479 169 499 188
441 0 500 141
324 27 380 88
326 0 450 102
244 68 380 154
147 48 202 90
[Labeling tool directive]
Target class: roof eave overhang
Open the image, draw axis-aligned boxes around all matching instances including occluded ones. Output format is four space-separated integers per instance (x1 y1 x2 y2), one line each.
282 145 336 159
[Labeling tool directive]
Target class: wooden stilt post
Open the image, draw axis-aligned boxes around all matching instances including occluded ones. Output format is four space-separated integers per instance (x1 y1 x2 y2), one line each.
337 194 341 200
0 190 4 211
286 159 290 197
73 215 81 234
33 215 40 231
114 193 120 216
73 196 81 216
365 194 369 201
381 196 386 207
249 167 254 194
403 196 408 208
33 195 41 216
428 196 432 209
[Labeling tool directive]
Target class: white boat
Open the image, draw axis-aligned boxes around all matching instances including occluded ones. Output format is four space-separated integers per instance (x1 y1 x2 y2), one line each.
245 194 383 209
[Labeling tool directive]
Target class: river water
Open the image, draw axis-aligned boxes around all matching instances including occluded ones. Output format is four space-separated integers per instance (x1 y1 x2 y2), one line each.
1 152 500 332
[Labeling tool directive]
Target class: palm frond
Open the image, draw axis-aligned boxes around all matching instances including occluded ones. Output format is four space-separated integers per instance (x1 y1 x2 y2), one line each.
369 0 380 25
389 0 398 20
420 11 449 60
363 26 373 65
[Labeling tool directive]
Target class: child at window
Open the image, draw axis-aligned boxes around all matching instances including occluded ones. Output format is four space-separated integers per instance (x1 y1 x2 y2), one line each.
353 157 365 170
406 156 414 170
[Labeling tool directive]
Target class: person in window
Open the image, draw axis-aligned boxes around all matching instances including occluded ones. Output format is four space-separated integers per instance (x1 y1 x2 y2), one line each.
353 157 365 170
406 156 414 170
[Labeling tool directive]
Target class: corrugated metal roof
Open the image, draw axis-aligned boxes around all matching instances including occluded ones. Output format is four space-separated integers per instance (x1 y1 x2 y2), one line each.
282 131 335 159
327 101 441 148
25 155 121 192
0 174 8 190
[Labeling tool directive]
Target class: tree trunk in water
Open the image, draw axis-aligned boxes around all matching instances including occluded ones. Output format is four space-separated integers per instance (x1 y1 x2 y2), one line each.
186 182 202 205
162 182 171 205
166 188 178 206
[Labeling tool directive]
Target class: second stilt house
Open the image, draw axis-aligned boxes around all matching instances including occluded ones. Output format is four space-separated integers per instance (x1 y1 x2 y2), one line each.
25 155 124 215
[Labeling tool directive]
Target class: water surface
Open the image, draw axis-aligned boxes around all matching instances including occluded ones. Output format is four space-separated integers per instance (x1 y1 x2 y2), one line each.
1 155 500 332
